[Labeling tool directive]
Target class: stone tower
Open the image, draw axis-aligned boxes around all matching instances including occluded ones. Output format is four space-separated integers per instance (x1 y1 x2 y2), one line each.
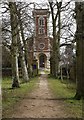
33 8 50 69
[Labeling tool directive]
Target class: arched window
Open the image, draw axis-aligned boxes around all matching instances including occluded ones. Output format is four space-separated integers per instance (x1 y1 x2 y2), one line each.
39 28 45 34
39 16 45 26
38 16 45 34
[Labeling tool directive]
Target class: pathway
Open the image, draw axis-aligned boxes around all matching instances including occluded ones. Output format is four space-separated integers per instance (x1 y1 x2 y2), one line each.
10 71 74 118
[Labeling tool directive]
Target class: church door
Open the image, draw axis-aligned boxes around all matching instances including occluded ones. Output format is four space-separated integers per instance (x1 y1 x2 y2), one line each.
39 54 46 68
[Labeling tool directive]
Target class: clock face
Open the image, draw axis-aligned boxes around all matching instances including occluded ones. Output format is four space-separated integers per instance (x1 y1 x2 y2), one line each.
39 43 45 49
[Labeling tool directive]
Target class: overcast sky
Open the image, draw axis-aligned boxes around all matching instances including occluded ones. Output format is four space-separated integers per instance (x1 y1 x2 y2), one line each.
16 0 84 3
16 0 47 3
6 0 84 3
15 0 81 3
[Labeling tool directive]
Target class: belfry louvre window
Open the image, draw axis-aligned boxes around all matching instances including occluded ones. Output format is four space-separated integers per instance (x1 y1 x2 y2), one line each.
39 16 45 26
38 16 45 34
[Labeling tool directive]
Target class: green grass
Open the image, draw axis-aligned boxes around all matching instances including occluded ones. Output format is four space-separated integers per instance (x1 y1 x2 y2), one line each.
48 77 82 118
44 69 50 74
2 77 39 117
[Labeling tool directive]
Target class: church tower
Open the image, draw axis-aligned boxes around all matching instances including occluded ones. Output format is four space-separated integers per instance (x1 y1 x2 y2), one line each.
33 8 50 69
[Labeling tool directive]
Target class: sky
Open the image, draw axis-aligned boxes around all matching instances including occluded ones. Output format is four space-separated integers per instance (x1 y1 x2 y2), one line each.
15 0 84 2
4 0 84 3
1 0 76 42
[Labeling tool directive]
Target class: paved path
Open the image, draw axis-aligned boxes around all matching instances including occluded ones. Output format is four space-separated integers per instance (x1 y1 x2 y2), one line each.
10 72 74 118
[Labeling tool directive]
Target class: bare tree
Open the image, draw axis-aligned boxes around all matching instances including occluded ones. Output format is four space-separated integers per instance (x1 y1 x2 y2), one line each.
17 30 29 82
48 0 76 78
2 2 34 83
16 6 30 82
9 2 20 88
48 0 62 78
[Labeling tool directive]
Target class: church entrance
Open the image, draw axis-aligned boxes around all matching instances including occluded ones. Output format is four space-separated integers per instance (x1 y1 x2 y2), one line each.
39 54 47 68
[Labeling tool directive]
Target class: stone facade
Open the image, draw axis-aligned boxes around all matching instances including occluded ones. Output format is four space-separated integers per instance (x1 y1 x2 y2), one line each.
33 9 50 69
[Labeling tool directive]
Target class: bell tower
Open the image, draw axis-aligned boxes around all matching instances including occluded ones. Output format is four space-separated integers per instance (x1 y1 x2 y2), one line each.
33 8 50 69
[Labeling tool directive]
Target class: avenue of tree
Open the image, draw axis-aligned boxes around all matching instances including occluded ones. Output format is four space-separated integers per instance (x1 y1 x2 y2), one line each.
2 1 84 99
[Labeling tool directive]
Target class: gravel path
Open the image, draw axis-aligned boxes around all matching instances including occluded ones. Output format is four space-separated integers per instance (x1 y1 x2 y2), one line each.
10 71 75 118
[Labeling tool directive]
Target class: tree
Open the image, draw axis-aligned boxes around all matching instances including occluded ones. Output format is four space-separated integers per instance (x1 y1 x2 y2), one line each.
16 8 29 82
16 2 34 78
48 1 76 78
49 0 62 78
2 2 34 83
60 44 75 80
9 2 20 88
17 30 29 82
74 2 84 99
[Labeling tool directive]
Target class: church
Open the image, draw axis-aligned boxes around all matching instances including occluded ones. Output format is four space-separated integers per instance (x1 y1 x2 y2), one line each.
30 8 51 69
2 8 52 76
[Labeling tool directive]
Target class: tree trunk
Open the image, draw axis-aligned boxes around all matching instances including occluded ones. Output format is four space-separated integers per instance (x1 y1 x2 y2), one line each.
49 2 61 78
17 9 31 78
9 2 20 88
11 48 20 88
74 2 84 99
50 9 59 78
17 33 29 82
60 66 63 81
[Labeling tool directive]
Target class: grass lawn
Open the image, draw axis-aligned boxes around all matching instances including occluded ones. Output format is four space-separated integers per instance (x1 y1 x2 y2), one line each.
48 77 83 118
2 77 39 117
